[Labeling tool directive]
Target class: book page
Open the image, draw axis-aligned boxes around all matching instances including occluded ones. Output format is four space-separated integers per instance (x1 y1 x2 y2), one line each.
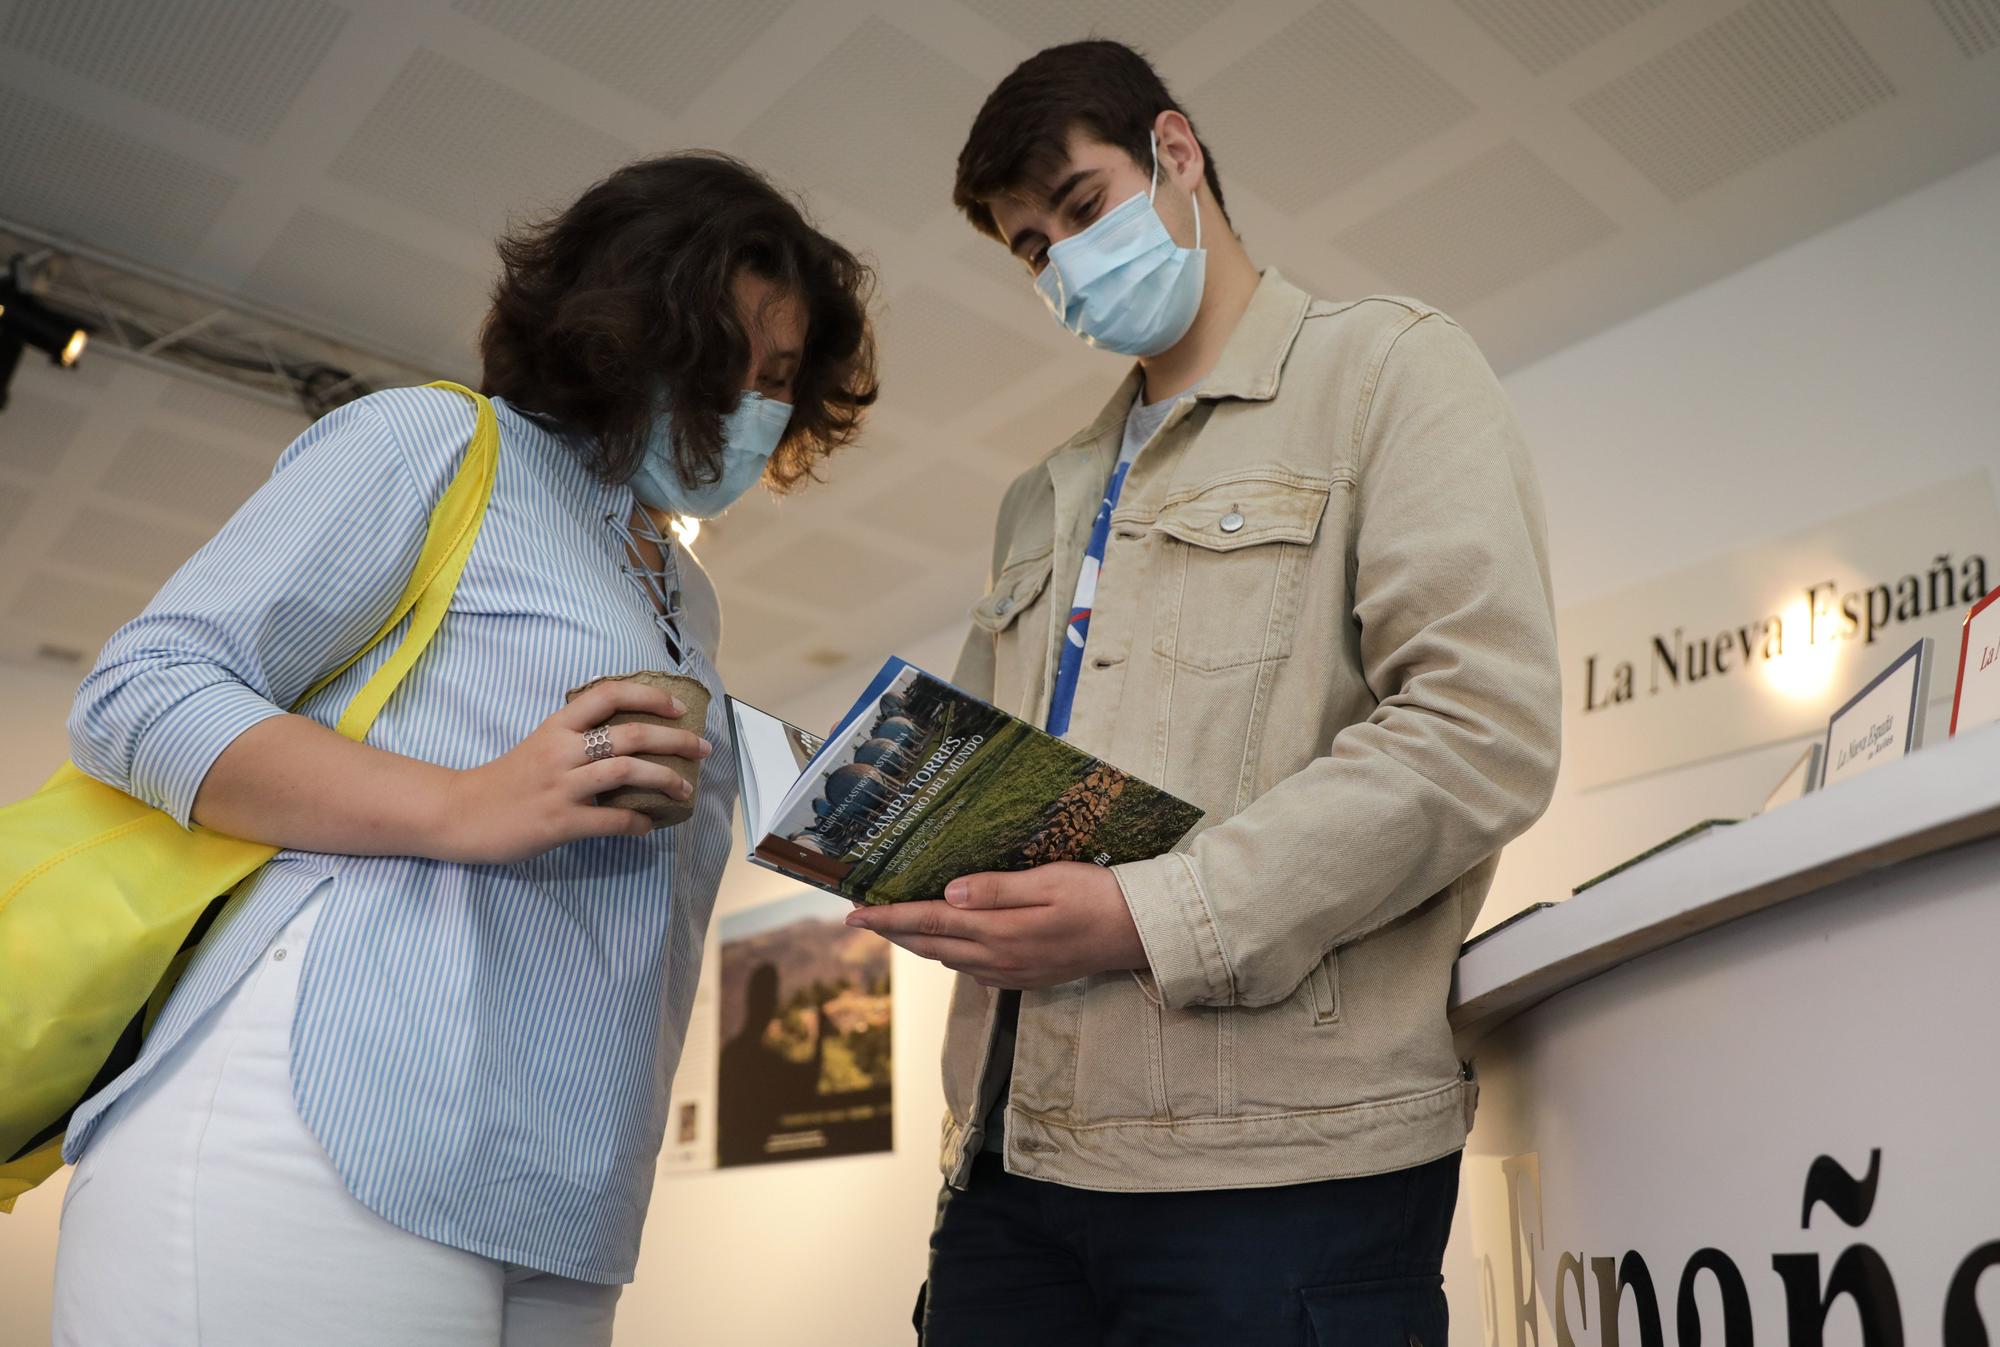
769 663 924 828
727 698 823 843
772 659 915 823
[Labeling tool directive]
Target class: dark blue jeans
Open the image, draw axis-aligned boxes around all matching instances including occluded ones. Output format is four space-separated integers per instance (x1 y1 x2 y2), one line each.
916 1151 1459 1346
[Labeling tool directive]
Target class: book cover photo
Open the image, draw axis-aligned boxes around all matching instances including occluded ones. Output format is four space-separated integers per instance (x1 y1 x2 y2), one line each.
730 660 1202 906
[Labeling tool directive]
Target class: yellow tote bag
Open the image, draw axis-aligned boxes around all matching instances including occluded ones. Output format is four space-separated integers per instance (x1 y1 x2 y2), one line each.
0 382 498 1212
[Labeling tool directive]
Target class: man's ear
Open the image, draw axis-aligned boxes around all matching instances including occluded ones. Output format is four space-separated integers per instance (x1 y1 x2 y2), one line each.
1152 109 1205 193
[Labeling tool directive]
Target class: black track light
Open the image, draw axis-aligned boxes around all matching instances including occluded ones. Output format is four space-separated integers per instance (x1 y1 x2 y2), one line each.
0 334 22 413
0 256 93 413
0 278 90 368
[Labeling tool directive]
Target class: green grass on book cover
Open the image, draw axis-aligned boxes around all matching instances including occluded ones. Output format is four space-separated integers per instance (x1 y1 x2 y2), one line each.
761 666 1200 905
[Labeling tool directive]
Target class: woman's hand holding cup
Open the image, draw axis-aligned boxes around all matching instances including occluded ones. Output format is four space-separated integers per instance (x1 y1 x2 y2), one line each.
435 679 711 864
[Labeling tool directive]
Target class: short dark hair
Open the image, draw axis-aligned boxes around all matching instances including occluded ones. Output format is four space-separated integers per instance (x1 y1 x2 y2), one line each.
953 40 1229 243
480 152 877 491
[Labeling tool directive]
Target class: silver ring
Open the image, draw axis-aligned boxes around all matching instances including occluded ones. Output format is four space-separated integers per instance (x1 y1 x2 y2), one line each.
583 726 615 762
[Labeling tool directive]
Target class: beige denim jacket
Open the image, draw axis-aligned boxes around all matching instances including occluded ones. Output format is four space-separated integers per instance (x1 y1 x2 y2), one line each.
940 271 1562 1192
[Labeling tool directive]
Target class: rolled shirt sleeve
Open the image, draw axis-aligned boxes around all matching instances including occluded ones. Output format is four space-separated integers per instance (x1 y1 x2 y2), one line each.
68 395 433 827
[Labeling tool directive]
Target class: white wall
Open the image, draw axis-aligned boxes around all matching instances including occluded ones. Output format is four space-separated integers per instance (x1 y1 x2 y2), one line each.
5 152 1998 1347
1442 150 2000 1338
1480 147 2000 930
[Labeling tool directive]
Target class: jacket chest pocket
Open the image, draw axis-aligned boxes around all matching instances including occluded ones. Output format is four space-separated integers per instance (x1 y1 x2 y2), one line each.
1141 472 1331 672
970 547 1055 711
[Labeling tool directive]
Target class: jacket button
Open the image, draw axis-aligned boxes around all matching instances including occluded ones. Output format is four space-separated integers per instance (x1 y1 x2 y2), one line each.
995 596 1013 614
1219 511 1245 534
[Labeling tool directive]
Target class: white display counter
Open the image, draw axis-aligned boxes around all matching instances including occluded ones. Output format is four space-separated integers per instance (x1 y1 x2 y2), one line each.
1445 725 2000 1346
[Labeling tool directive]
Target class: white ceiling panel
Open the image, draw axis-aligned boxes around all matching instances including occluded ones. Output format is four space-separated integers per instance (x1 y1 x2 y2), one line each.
0 385 89 477
1930 0 2000 56
96 426 275 527
1191 1 1476 214
0 483 30 546
327 47 640 239
0 85 238 266
245 207 492 375
713 591 818 673
734 525 910 612
7 569 149 645
1335 141 1619 310
155 380 310 452
687 483 796 564
977 367 1125 470
859 457 1009 557
0 0 347 143
1573 0 1898 202
1451 0 1667 74
877 284 1060 424
956 234 1036 294
451 0 797 116
2 0 1996 714
823 434 926 492
737 17 987 230
55 503 211 588
958 0 1219 50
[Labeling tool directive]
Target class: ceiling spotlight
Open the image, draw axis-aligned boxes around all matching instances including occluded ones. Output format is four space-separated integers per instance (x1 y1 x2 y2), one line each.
0 279 91 368
0 255 93 411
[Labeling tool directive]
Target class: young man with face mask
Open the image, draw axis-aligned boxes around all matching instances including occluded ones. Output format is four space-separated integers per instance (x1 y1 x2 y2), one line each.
846 40 1562 1346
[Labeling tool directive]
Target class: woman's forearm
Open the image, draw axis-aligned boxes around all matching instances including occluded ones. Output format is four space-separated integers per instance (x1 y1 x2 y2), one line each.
190 714 458 859
187 677 706 866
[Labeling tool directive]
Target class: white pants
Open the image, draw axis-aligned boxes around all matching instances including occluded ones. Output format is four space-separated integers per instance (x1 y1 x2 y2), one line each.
52 894 622 1346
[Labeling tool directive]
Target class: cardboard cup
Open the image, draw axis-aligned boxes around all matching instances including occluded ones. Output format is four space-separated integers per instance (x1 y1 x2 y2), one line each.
565 670 710 829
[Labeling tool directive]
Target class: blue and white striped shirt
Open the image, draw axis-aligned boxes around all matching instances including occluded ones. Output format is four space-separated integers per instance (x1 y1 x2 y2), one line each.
64 386 736 1284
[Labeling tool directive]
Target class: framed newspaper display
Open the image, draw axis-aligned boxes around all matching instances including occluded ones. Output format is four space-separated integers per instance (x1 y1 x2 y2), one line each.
1949 582 2000 736
1819 638 1933 790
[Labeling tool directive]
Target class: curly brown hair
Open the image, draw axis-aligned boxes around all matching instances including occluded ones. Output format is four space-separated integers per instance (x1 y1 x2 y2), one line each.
479 152 877 491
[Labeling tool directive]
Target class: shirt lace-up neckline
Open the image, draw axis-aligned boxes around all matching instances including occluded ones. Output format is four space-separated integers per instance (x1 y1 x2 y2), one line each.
605 505 687 668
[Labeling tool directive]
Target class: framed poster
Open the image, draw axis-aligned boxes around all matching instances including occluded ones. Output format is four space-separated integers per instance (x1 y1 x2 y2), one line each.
1819 638 1933 790
1949 583 2000 736
716 889 893 1168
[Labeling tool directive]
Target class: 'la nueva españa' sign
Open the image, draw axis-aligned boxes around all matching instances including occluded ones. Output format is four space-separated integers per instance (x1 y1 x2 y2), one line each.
1558 473 1998 791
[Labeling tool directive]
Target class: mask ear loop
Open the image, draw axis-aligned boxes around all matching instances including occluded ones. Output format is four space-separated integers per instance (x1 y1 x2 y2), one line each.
1149 130 1202 251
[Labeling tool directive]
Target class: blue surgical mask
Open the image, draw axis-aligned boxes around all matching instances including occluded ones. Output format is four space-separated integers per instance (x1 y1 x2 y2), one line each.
1034 132 1206 358
629 391 792 519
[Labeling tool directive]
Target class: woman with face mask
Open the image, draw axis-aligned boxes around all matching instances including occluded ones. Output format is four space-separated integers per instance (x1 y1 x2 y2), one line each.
51 153 877 1347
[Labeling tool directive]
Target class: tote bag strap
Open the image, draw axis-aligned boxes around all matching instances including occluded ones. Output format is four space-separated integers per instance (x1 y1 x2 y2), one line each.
293 381 499 741
31 383 498 795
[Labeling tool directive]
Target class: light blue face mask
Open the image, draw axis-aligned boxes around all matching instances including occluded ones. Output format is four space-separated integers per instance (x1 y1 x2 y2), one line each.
629 391 792 519
1033 132 1206 358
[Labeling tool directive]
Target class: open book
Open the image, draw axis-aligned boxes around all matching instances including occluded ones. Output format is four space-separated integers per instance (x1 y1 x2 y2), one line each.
728 658 1202 905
